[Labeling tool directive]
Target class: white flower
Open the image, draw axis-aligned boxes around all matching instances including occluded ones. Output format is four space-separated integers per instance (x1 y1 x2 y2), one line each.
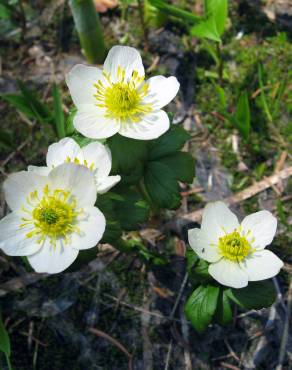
0 163 106 274
66 45 180 140
28 137 121 194
188 201 283 289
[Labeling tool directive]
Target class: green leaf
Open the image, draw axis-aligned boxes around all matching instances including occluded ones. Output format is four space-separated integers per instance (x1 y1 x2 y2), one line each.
1 94 36 118
17 81 52 124
144 161 181 209
66 108 77 135
226 280 276 310
185 285 220 332
191 16 221 42
113 188 149 231
213 289 232 325
186 248 199 271
0 129 13 151
108 134 149 173
52 84 65 138
149 125 190 160
0 314 11 357
159 152 195 183
101 220 122 244
186 250 212 285
0 4 12 20
95 193 122 243
205 0 228 36
214 83 226 108
148 0 201 23
233 91 250 139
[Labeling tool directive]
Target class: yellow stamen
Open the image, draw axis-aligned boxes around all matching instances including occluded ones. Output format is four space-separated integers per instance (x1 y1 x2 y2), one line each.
20 185 82 248
218 230 252 262
94 67 152 122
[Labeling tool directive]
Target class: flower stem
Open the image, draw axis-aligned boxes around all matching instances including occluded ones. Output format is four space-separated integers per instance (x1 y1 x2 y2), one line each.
69 0 106 64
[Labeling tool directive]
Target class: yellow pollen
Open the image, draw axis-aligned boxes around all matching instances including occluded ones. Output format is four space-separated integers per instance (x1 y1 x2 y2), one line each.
65 156 94 171
218 231 251 262
94 67 152 122
20 185 82 247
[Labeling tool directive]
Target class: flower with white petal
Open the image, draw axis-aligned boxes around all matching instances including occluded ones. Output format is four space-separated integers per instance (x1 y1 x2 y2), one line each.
66 45 180 140
0 163 106 273
188 201 283 289
28 137 120 194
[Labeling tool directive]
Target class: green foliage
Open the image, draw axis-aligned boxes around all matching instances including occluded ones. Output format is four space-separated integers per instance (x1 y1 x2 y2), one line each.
213 289 233 325
149 125 190 159
1 81 52 126
232 91 251 139
69 0 106 64
205 0 228 36
143 126 194 209
144 161 180 209
108 134 148 175
0 129 13 151
113 188 150 231
108 126 194 210
186 249 212 285
96 188 149 244
185 285 220 332
148 0 200 23
0 313 12 370
149 0 228 42
0 3 12 20
52 84 66 139
191 0 228 42
226 280 276 310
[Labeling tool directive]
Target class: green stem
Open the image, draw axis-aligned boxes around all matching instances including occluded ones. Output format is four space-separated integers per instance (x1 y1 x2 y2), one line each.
137 0 149 48
258 63 273 123
69 0 106 64
138 180 157 214
148 0 201 23
5 354 12 370
216 42 224 85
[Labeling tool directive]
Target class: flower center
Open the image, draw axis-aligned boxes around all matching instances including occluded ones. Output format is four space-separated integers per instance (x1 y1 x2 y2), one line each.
20 185 82 247
218 231 251 262
105 83 140 115
94 67 152 122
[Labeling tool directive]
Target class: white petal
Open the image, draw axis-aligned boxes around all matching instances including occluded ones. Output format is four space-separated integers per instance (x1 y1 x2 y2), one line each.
95 175 121 194
209 259 248 288
82 141 112 177
241 211 277 250
104 45 144 81
66 64 102 107
188 228 221 263
28 165 51 176
240 250 283 281
201 202 239 243
74 104 120 139
3 171 48 211
0 212 41 256
119 110 169 140
71 207 106 250
48 163 96 207
46 137 83 168
27 239 79 274
144 76 180 109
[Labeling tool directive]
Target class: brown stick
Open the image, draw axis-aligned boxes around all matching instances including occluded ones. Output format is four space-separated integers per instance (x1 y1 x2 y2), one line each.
89 328 133 370
180 166 292 223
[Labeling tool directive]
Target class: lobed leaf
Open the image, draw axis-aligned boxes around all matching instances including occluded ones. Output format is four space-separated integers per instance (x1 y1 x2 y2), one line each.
185 284 220 332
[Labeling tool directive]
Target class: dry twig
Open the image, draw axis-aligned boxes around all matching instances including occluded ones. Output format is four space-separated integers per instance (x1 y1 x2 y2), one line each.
180 166 292 223
89 328 133 370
